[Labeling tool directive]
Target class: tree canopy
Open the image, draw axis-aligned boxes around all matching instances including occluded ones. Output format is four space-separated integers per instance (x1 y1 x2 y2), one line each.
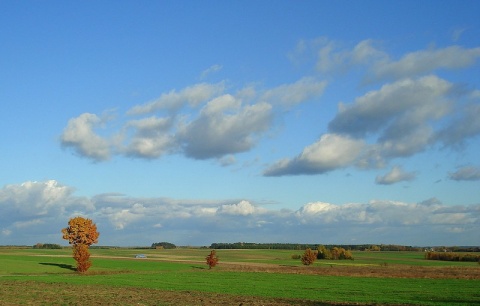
62 216 99 246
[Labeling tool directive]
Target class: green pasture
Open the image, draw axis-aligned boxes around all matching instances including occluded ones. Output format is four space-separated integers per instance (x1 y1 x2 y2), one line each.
1 248 479 305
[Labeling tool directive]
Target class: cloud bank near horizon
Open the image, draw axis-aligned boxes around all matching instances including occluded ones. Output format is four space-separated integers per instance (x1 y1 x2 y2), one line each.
1 180 478 246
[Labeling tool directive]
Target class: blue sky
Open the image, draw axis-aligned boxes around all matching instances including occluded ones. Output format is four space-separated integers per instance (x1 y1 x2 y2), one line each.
1 1 479 247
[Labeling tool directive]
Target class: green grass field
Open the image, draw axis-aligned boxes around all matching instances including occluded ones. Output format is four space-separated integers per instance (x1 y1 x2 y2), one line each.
1 248 479 305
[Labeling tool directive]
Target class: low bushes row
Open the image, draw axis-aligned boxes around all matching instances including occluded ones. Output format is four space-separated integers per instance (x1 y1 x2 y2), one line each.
425 251 480 262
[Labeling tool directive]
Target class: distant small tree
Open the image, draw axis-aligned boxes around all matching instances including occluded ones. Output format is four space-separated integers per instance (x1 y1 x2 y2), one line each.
62 216 99 273
151 242 176 249
301 248 317 265
33 243 61 249
206 250 219 269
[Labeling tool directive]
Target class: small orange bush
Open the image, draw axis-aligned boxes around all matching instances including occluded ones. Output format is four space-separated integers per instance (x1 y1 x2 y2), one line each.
206 250 219 269
301 248 317 265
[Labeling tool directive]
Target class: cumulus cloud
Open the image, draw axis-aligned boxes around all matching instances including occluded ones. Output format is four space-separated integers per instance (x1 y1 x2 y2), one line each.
436 102 480 148
127 82 225 115
281 38 480 177
0 180 94 243
448 166 480 181
178 95 273 159
315 38 388 74
60 113 111 161
295 200 436 226
282 74 475 175
122 116 175 158
0 180 91 220
282 74 473 172
305 38 480 82
218 200 263 216
60 40 480 189
260 77 327 107
264 134 365 176
61 76 327 162
371 46 480 81
1 180 479 246
375 166 416 185
329 75 452 139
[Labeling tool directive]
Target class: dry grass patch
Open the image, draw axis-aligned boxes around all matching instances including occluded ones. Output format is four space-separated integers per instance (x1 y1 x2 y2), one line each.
0 281 339 306
217 262 480 279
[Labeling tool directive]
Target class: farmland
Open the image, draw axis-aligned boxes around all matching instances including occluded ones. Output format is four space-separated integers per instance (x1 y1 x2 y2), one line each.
1 247 479 305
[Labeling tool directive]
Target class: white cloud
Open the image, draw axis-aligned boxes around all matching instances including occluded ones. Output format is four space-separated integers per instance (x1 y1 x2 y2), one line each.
315 38 388 74
218 155 236 167
65 77 334 162
200 64 223 79
293 199 480 232
59 41 480 191
281 39 480 177
1 180 479 246
0 180 91 219
123 116 175 158
218 200 262 216
329 75 452 138
260 77 327 107
305 37 480 82
375 166 416 185
296 202 340 223
321 75 462 169
264 133 365 176
448 166 480 181
371 46 480 81
127 82 225 115
179 96 273 159
436 102 480 147
60 113 111 161
107 207 145 230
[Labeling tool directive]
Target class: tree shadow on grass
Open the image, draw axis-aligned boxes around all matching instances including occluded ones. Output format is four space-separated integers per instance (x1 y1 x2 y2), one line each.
39 262 76 271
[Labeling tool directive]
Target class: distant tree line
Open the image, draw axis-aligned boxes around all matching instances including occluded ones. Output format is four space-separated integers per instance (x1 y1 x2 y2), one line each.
151 242 176 249
209 242 420 251
441 246 480 252
425 251 480 262
33 243 62 249
210 242 317 250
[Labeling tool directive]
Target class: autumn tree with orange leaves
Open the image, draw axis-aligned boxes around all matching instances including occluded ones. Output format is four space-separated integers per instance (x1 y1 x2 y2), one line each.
301 248 317 265
206 250 219 269
62 217 99 273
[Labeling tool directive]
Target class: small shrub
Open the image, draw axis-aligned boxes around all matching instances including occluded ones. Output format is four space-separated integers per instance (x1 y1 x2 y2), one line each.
206 250 219 269
301 248 317 266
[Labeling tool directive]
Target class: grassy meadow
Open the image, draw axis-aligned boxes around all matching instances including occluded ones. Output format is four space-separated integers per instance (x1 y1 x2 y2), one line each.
1 247 479 305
